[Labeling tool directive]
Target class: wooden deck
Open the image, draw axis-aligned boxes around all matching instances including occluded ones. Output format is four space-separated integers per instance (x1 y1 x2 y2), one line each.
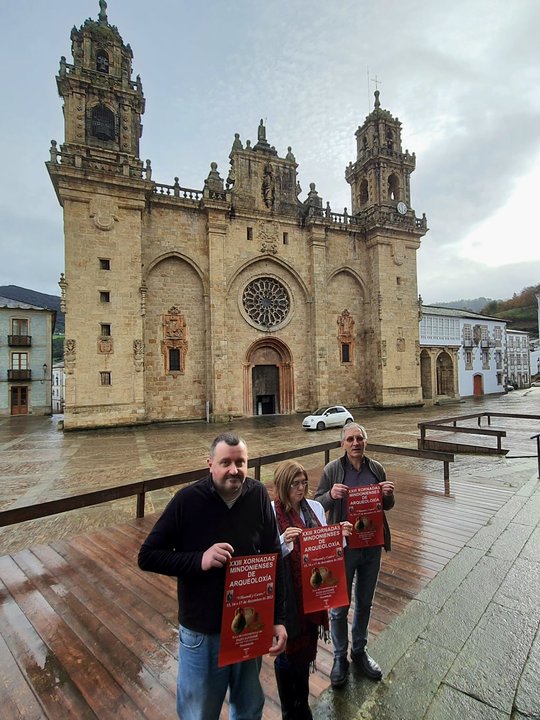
0 467 515 719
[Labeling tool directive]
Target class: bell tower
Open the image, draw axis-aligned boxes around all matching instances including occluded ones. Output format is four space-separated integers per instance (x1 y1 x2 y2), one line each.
55 0 145 174
346 90 417 215
47 1 150 429
345 91 428 408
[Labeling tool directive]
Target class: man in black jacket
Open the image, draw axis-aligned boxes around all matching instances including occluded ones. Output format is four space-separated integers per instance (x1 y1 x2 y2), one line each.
315 423 394 688
138 432 287 720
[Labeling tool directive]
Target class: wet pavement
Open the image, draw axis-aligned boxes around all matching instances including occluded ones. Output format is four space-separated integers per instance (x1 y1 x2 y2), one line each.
0 389 539 557
312 462 540 720
1 389 539 719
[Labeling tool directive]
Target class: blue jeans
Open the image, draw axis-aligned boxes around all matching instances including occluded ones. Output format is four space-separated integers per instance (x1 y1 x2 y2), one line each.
177 625 264 720
329 546 382 658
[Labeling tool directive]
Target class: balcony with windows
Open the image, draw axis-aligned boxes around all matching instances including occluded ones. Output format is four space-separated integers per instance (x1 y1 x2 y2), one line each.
8 369 32 380
8 335 32 346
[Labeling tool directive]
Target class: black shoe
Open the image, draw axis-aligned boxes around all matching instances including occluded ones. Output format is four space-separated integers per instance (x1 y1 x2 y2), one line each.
330 656 349 688
351 650 382 681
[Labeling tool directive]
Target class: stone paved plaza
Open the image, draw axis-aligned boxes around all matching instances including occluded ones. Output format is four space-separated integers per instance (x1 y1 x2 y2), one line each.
1 388 539 556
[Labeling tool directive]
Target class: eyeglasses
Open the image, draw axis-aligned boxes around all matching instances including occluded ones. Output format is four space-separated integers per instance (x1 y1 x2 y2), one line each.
290 480 309 488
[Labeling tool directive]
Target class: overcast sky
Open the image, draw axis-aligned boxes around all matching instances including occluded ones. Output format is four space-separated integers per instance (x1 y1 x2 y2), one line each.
2 0 539 304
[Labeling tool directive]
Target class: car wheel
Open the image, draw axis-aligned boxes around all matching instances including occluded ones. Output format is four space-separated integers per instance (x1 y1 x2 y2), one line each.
316 421 325 431
344 417 352 425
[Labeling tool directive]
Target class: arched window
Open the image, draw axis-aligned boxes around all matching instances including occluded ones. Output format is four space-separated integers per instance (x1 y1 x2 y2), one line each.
386 129 393 151
388 173 399 201
359 179 369 205
96 49 109 74
91 104 115 141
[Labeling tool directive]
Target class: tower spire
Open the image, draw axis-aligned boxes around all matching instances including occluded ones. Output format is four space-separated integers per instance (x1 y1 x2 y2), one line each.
98 0 108 24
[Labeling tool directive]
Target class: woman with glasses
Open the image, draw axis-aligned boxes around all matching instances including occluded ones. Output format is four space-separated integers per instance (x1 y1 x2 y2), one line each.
271 460 351 719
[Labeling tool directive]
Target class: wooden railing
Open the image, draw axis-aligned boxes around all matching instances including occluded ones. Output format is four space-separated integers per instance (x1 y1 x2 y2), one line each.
418 412 540 456
0 441 454 529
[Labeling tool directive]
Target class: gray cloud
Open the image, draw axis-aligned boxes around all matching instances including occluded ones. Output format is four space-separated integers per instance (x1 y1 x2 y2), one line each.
1 0 539 302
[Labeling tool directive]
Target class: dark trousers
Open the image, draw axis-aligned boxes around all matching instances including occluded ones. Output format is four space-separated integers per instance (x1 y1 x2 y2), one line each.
274 656 313 720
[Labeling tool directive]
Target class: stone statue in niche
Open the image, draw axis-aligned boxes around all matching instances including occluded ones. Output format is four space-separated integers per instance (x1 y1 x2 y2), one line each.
262 163 275 209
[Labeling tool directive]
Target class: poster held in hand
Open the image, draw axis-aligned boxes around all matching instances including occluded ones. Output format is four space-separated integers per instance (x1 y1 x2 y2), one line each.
347 484 384 549
219 553 277 667
300 524 348 613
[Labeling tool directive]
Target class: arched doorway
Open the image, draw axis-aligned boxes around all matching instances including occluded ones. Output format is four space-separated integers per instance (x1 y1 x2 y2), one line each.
436 351 455 396
244 338 294 415
420 350 432 399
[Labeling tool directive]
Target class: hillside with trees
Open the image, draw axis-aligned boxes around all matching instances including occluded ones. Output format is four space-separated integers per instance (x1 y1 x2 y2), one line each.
480 284 539 338
432 297 492 313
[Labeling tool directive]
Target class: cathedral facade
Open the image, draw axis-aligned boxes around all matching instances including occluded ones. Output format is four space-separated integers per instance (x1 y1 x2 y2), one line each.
47 4 428 430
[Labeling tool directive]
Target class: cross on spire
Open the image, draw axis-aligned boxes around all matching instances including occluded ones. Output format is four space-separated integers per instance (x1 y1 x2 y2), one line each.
371 74 382 91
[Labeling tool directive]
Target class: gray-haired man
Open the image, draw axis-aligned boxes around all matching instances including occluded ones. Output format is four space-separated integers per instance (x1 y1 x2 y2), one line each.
314 423 394 687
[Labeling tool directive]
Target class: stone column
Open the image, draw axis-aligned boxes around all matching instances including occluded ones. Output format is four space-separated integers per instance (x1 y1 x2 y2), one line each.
308 221 329 407
205 204 229 421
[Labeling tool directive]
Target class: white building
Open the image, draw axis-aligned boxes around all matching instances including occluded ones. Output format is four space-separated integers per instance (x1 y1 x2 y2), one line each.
419 306 506 402
52 363 65 413
506 329 530 388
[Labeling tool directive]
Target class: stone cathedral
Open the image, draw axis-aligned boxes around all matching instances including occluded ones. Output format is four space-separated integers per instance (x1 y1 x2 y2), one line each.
47 2 428 430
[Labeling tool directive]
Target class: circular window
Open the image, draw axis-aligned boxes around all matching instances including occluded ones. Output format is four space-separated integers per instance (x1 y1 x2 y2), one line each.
242 277 290 330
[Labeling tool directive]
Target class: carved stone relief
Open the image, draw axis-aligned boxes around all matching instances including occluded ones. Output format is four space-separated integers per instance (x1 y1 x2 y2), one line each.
98 337 113 354
65 338 76 374
89 197 119 231
162 307 188 373
133 339 144 372
392 241 405 266
259 220 279 255
337 309 355 341
396 327 405 352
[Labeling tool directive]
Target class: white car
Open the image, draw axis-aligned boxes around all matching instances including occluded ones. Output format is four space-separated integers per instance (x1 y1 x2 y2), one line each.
302 405 354 431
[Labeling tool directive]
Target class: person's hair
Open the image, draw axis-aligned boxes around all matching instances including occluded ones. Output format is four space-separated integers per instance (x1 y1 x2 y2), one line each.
273 459 309 511
209 432 246 457
340 423 368 441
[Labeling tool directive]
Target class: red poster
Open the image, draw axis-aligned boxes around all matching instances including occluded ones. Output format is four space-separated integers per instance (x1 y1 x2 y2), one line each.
347 484 384 549
218 553 277 668
299 524 349 613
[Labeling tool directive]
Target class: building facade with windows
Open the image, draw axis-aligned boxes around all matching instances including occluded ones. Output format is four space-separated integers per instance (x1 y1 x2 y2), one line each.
419 306 506 402
52 362 66 413
47 4 428 429
506 329 530 388
0 297 55 416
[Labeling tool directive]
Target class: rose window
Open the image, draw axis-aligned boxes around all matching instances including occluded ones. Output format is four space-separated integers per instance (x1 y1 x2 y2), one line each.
242 277 290 329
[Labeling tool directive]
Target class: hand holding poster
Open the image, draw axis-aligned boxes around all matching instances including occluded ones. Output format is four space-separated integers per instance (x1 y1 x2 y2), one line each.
218 553 277 667
347 484 384 549
299 524 348 613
